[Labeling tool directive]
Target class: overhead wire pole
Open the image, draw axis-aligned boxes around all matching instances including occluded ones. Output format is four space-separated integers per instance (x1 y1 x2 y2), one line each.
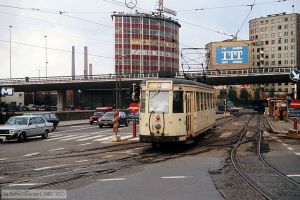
44 35 48 78
9 25 12 79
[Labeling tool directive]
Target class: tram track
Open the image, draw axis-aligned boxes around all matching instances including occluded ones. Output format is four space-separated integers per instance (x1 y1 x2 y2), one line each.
230 116 300 199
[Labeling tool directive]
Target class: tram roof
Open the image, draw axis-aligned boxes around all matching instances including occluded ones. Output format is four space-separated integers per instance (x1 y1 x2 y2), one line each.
142 78 214 89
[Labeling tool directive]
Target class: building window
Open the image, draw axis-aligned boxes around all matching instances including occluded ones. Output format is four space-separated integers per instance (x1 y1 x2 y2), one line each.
272 61 275 65
278 46 281 51
278 60 282 65
278 25 281 30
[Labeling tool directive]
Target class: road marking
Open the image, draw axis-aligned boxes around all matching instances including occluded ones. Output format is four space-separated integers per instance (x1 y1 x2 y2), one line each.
121 135 133 140
277 139 283 143
76 135 106 141
8 183 44 186
93 136 112 141
34 164 69 171
55 127 95 133
99 178 126 182
219 132 232 138
287 174 300 177
128 137 139 141
295 152 300 156
50 148 64 151
61 135 93 141
0 158 8 161
76 160 89 163
160 176 193 179
79 143 92 146
46 135 74 141
0 177 4 179
71 125 87 128
24 152 40 157
102 155 113 159
287 147 294 151
282 143 288 147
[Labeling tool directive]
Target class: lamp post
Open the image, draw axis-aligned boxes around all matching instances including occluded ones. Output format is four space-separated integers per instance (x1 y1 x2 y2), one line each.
9 25 12 79
44 35 48 78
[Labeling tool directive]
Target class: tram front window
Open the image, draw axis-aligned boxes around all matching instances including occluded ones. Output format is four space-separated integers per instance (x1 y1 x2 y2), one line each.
149 91 169 113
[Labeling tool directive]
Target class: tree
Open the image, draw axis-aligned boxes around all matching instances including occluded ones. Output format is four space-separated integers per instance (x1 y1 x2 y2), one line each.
269 87 275 98
228 87 238 105
219 89 227 99
239 88 249 107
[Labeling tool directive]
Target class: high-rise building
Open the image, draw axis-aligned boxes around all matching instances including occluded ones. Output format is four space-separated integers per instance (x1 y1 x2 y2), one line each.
249 12 300 98
112 13 180 74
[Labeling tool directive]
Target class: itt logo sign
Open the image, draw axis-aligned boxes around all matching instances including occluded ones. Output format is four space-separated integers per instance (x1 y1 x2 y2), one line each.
216 46 249 65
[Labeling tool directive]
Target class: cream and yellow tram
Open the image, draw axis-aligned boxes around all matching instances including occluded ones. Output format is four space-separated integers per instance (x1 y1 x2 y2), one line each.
139 78 216 143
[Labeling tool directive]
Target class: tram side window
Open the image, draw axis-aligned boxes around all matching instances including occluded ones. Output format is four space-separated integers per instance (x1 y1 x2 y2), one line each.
173 91 183 113
140 91 146 113
196 92 200 111
200 92 204 110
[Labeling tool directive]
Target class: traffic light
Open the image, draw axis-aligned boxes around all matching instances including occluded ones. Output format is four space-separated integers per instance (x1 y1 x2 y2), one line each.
130 83 140 102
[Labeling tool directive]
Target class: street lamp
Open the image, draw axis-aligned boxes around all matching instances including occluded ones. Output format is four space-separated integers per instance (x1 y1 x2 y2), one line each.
44 35 48 78
9 25 12 79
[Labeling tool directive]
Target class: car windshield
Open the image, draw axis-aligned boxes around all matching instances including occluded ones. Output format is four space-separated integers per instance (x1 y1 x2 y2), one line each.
94 112 104 116
6 117 28 125
103 112 114 119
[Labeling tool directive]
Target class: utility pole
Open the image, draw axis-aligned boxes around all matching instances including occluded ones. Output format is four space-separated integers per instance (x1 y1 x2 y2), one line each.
9 25 12 79
44 35 48 78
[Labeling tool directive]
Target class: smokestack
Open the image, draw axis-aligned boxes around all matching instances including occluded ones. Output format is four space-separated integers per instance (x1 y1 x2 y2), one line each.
89 64 92 76
72 46 75 80
84 46 88 76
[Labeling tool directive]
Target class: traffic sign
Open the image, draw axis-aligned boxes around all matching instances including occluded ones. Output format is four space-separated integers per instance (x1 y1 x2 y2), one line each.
290 99 300 109
129 103 139 113
289 70 300 81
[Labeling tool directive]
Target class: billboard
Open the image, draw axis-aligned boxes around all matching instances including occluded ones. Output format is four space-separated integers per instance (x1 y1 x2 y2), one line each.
1 88 14 96
216 46 249 65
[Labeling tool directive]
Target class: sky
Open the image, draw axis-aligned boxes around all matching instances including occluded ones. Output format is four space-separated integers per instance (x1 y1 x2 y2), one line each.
0 0 299 79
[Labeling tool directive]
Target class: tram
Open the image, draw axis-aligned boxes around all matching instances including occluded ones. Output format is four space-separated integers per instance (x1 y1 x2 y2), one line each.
139 78 216 144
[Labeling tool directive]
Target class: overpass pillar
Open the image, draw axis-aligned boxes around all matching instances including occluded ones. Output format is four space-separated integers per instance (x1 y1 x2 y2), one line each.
57 90 66 111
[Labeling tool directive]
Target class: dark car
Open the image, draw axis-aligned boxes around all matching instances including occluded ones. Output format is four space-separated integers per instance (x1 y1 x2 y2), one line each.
97 111 129 128
23 112 59 129
89 111 105 125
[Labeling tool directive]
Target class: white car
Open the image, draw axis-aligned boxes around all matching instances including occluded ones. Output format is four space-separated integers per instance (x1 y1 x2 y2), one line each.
0 116 53 142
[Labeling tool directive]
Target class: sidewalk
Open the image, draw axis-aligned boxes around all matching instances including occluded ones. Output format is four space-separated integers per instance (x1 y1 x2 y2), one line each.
266 116 294 135
59 119 89 127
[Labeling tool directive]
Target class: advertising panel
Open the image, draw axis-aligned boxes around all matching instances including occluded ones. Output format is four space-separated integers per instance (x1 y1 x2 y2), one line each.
216 46 249 65
1 88 14 96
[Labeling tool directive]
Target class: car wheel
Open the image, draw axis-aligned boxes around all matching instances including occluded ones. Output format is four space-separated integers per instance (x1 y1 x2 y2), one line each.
99 125 103 128
42 130 49 139
18 133 26 142
0 139 3 143
90 122 93 125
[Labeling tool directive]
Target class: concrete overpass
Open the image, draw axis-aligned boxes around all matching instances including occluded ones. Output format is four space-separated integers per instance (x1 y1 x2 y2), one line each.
0 66 297 110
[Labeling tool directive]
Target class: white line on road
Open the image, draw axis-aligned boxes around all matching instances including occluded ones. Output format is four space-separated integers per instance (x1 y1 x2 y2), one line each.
24 152 40 157
295 152 300 156
93 136 112 141
121 135 133 140
102 155 113 159
60 135 93 141
8 183 44 186
99 178 126 182
287 147 294 151
160 176 193 179
277 139 283 143
0 158 8 161
46 135 74 141
76 160 89 163
34 164 69 171
0 177 4 179
287 174 300 177
282 143 288 147
50 148 65 151
79 143 92 146
76 135 106 141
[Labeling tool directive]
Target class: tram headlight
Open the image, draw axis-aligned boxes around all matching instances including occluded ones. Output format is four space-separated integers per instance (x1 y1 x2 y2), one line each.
155 123 161 130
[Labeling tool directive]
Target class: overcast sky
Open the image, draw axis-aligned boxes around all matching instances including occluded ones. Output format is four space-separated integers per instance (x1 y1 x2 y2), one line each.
0 0 298 79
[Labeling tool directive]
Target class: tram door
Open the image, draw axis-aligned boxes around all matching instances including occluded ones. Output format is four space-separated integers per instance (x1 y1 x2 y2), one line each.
186 92 193 136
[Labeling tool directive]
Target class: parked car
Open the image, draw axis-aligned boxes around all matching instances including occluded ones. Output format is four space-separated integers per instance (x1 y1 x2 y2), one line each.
128 112 139 122
0 116 53 142
95 107 113 112
39 105 51 111
26 104 38 111
23 112 59 129
97 111 129 128
89 111 105 125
